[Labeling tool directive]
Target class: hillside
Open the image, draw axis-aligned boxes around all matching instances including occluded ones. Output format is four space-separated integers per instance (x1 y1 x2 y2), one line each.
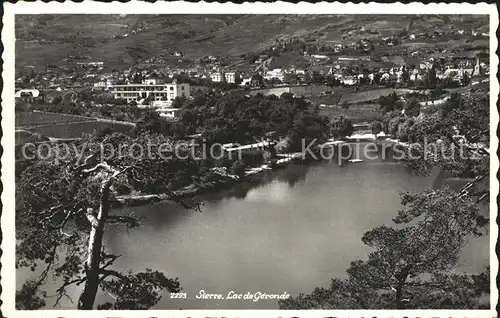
15 14 489 70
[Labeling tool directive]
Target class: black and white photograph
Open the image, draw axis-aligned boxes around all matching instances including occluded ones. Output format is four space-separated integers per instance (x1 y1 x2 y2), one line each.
1 2 497 316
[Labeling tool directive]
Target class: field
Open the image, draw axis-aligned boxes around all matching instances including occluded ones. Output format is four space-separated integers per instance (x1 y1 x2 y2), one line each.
250 84 340 98
309 94 343 106
15 111 97 128
339 88 416 104
15 111 133 139
310 87 416 106
26 121 133 139
319 103 382 123
309 86 418 122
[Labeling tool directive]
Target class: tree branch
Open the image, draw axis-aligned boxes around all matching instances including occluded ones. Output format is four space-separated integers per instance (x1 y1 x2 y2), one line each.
59 210 74 237
40 204 63 223
36 244 58 286
165 187 204 212
54 276 87 307
82 162 118 175
99 269 127 282
476 192 489 204
86 208 98 228
107 214 144 228
468 128 489 143
99 253 121 271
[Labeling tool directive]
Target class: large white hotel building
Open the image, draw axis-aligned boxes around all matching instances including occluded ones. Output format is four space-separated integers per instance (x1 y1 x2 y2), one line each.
109 79 190 104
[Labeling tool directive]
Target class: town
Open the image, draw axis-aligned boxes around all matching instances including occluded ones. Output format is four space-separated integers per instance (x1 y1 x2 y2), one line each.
15 21 490 164
15 20 489 109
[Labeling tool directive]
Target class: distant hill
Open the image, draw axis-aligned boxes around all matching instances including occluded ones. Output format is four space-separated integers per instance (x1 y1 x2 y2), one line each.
15 14 489 71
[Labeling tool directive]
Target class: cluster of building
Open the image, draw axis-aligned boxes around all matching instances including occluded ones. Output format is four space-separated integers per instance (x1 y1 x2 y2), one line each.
242 54 489 87
15 22 490 122
440 56 487 85
16 52 488 120
76 61 104 70
15 67 193 119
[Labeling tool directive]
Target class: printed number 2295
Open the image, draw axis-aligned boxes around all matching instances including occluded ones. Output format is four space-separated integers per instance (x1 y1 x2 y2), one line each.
170 292 187 299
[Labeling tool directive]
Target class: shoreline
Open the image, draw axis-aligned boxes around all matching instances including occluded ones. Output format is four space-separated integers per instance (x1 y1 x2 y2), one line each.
112 153 307 207
111 137 440 208
111 142 366 207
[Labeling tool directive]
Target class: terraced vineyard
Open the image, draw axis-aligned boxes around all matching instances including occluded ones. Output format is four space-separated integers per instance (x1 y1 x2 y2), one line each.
15 14 489 70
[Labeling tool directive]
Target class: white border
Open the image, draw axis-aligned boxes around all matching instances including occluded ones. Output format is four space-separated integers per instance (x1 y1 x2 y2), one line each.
2 2 498 317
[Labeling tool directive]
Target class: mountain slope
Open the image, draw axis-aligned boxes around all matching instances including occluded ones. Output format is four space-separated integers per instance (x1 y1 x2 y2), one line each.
15 14 489 70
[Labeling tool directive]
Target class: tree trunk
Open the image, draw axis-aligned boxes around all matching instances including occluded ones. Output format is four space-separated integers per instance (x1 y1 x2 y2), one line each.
395 280 405 309
78 179 112 309
395 265 411 309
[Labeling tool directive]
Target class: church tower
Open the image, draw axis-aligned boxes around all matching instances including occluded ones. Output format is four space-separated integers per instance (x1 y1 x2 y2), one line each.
473 56 482 76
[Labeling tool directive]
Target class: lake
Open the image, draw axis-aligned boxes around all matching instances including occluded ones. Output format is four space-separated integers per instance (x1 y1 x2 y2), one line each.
17 144 490 309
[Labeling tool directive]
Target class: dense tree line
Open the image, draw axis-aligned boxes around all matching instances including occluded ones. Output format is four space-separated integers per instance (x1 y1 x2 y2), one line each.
403 90 489 178
173 92 331 150
281 88 490 309
380 89 489 176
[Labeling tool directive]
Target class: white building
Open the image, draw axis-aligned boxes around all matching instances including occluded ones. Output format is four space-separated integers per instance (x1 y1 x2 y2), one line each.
396 70 404 83
210 72 224 83
380 73 391 82
240 78 252 86
110 79 190 104
311 54 329 60
156 108 181 119
444 68 473 78
143 78 160 85
341 76 358 86
93 80 114 90
211 71 241 84
264 69 285 82
224 71 241 84
410 70 424 82
77 62 104 70
15 89 41 98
